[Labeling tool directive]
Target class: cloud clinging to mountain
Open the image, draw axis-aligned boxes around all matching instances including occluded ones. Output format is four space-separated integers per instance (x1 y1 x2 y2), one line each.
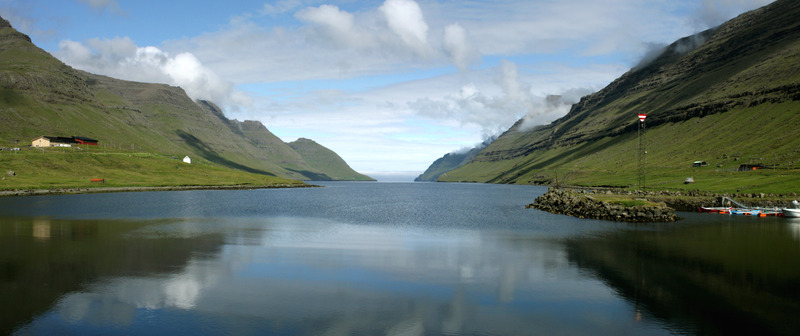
56 37 251 110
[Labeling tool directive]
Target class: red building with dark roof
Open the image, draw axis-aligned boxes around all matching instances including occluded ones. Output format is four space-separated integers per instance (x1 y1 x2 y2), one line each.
31 136 99 147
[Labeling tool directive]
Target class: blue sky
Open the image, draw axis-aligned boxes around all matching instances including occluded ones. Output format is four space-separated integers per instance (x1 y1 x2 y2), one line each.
1 0 774 180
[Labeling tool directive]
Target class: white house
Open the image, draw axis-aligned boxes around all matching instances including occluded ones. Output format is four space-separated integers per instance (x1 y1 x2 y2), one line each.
183 156 191 164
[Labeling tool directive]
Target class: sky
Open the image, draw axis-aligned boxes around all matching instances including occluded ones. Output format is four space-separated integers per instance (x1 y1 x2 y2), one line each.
1 0 775 181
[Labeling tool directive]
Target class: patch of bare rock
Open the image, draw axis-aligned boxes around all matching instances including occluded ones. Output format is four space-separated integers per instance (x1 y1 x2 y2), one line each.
527 188 679 222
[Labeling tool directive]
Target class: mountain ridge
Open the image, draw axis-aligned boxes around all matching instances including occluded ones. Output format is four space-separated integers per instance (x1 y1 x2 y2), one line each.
414 136 494 182
288 138 375 181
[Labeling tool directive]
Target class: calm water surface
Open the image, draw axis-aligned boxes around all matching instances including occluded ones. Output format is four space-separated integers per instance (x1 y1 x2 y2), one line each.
1 182 798 335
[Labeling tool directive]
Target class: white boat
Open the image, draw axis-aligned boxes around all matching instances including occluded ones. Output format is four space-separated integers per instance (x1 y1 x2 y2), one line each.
783 201 800 218
784 209 800 218
699 206 732 213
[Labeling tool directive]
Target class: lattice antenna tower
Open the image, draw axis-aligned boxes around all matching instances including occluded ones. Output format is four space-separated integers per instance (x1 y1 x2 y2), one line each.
637 114 647 190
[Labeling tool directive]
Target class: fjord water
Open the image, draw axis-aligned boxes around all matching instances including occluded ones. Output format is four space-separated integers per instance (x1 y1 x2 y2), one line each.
1 182 798 335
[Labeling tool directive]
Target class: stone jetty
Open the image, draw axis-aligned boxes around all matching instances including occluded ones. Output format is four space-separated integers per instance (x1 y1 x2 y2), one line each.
527 188 679 222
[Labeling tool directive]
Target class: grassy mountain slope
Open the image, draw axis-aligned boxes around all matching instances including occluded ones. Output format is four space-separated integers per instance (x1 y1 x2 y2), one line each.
287 138 375 181
233 119 314 173
415 149 480 182
0 17 370 184
415 137 493 182
439 0 800 194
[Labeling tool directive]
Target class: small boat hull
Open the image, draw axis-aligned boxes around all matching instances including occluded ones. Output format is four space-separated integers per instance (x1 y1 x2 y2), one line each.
783 208 800 218
730 209 761 216
699 206 732 213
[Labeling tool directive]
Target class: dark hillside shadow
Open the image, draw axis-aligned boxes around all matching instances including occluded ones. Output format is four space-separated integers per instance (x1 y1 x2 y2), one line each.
197 100 245 137
287 169 331 181
564 224 800 336
487 134 629 184
176 130 276 176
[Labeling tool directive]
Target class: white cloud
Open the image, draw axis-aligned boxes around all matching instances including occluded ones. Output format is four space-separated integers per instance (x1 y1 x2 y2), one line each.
164 0 710 89
517 88 594 132
296 5 354 35
171 2 447 85
406 59 608 141
380 0 433 58
443 23 479 71
496 60 529 103
295 4 365 48
54 38 251 111
409 60 536 139
57 39 93 61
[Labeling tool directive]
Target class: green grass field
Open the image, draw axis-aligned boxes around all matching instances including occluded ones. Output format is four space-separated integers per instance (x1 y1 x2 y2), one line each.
0 145 305 191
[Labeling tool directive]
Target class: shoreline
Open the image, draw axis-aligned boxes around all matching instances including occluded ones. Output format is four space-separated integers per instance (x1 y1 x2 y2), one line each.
572 187 797 211
540 186 799 213
527 186 800 222
0 183 317 197
527 188 679 222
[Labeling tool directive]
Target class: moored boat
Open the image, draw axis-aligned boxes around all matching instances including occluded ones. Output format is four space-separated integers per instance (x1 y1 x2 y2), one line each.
699 206 733 213
700 197 749 214
759 210 783 217
700 197 786 217
783 208 800 218
783 200 800 218
730 208 762 216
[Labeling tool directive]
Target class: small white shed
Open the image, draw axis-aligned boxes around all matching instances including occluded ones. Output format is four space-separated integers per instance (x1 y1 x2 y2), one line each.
183 156 192 164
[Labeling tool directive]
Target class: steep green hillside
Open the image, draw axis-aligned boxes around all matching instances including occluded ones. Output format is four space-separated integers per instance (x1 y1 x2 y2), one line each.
233 119 315 174
0 16 370 185
440 0 800 194
415 149 479 182
415 137 493 182
287 138 374 181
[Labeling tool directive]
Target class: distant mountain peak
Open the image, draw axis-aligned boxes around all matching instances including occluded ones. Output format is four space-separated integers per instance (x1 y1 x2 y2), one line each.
288 139 374 181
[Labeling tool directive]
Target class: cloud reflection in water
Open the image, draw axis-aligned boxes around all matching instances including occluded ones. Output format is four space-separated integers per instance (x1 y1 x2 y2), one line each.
26 216 658 335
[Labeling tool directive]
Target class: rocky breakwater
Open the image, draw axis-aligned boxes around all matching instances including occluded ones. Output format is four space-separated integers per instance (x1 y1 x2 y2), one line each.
527 188 679 222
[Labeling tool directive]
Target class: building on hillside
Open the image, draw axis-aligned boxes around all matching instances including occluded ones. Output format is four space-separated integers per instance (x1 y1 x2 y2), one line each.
738 164 765 171
32 136 73 147
73 136 99 145
183 156 192 164
31 136 99 147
